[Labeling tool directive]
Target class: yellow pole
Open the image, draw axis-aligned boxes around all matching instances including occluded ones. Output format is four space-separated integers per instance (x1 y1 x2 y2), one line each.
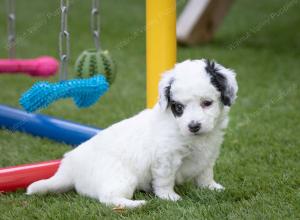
146 0 177 108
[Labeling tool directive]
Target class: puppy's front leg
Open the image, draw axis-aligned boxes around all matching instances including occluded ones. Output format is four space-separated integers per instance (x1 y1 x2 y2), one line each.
151 153 182 201
196 165 224 191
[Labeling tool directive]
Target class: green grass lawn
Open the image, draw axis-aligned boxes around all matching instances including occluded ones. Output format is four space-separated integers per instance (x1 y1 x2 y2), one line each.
0 0 299 219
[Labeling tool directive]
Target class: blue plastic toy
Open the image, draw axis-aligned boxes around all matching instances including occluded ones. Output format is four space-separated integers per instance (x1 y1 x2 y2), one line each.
20 75 109 112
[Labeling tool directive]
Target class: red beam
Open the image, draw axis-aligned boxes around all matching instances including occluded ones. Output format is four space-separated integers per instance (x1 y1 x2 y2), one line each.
0 160 61 193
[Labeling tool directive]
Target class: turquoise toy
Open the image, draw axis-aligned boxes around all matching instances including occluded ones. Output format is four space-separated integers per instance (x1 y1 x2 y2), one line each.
20 75 109 112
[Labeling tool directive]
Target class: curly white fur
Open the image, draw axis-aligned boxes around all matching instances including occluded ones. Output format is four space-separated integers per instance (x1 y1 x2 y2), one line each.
27 59 238 208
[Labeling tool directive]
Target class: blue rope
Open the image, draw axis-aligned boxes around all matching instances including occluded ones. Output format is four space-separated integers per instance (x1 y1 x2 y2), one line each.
20 75 109 112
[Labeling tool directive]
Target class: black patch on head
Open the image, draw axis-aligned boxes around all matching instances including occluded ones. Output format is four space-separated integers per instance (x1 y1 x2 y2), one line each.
205 59 232 106
164 78 174 108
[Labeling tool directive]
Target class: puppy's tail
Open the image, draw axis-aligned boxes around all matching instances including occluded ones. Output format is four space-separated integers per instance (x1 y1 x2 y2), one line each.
26 161 73 195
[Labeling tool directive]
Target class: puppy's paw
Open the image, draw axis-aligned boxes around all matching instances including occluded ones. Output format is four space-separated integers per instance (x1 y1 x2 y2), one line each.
111 199 146 209
208 181 225 191
155 190 181 201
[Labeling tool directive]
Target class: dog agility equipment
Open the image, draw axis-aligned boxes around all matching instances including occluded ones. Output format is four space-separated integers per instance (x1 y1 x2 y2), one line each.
0 104 100 193
146 0 176 108
0 104 100 146
0 160 61 193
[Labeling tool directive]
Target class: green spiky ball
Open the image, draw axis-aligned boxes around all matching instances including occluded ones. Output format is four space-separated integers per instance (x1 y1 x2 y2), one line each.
74 49 117 85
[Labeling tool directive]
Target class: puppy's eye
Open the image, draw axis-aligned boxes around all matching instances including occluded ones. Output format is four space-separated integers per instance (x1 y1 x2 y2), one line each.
171 101 184 116
201 100 213 108
175 103 184 113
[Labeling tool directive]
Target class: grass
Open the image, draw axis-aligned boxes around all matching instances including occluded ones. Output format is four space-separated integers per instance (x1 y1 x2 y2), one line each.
0 0 299 219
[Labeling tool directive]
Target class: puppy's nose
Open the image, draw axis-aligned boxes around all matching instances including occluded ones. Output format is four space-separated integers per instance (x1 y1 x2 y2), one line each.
188 121 201 133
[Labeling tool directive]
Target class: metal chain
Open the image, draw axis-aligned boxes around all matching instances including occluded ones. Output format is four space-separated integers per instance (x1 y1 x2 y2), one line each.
7 0 16 58
59 0 70 81
91 0 100 51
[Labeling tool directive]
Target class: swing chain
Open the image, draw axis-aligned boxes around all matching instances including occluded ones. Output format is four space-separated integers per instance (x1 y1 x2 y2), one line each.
59 0 70 81
91 0 100 51
7 0 16 58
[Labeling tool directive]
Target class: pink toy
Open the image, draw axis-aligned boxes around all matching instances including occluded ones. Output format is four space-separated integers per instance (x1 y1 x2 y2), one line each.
0 56 59 77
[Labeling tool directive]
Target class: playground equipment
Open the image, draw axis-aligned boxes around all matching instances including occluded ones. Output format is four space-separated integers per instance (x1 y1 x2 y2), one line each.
0 0 176 192
0 105 100 192
146 0 177 108
177 0 233 45
0 160 61 193
0 105 100 146
0 0 58 77
20 0 116 113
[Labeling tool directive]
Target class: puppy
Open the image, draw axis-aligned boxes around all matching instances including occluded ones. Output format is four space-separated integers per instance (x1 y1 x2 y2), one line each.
27 59 238 208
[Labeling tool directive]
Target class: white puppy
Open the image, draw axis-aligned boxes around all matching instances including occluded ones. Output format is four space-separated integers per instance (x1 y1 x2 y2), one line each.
27 59 238 208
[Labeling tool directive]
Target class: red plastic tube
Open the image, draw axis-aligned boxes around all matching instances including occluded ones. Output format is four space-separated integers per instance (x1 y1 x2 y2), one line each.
0 160 61 193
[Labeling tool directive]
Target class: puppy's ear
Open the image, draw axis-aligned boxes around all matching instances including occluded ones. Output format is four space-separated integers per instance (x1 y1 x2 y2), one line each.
204 59 238 106
158 71 175 110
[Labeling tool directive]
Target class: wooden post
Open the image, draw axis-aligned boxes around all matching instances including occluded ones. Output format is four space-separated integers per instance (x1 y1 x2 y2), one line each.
177 0 234 45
